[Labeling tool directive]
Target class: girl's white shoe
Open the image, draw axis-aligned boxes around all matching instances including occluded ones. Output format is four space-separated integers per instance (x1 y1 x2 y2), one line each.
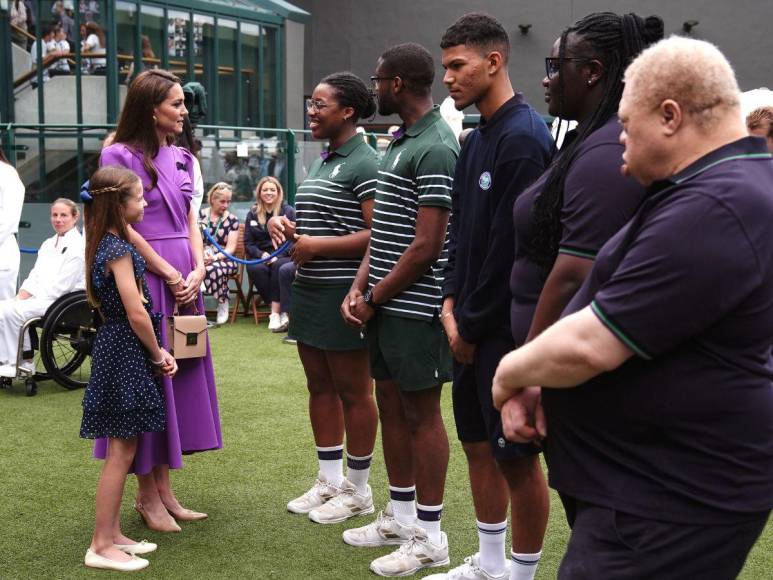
85 549 149 572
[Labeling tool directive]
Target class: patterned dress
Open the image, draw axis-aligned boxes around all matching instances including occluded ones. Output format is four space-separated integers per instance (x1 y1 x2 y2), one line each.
199 209 239 303
80 234 165 440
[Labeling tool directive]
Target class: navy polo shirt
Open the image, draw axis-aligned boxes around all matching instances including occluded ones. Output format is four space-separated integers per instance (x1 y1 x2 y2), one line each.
442 94 553 343
545 137 773 524
510 117 646 344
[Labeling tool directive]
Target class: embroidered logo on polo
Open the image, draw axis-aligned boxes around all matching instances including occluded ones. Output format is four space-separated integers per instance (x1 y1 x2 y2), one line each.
330 163 345 179
479 171 492 190
391 150 405 170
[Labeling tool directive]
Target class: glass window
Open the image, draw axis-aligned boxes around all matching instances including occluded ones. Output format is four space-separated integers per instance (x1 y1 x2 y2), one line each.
116 1 136 83
140 4 165 71
240 23 260 127
193 13 215 122
217 18 237 126
262 26 279 128
167 9 189 84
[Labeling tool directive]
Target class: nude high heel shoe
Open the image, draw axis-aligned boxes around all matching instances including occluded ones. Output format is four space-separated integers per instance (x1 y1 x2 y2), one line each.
165 505 208 521
134 501 182 533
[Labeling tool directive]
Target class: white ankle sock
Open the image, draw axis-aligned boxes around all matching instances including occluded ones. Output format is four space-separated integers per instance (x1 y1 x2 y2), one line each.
510 550 541 580
316 445 344 487
417 502 443 545
346 452 372 494
477 519 508 576
389 485 417 526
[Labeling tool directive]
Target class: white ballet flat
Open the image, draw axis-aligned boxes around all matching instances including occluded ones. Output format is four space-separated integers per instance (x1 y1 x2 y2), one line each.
84 549 149 572
114 540 158 555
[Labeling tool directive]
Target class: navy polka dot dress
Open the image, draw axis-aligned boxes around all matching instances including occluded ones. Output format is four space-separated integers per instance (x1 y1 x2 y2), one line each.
80 234 166 440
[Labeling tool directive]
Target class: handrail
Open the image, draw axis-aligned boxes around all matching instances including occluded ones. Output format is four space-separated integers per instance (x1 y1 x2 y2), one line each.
10 24 35 42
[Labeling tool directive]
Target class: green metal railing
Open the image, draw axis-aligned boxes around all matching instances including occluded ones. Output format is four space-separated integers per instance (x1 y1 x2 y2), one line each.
0 122 391 204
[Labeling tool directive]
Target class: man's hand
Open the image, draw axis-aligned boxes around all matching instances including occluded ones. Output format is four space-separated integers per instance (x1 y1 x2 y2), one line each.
497 386 546 443
341 289 365 327
350 297 376 326
290 234 316 267
268 215 296 248
441 312 475 365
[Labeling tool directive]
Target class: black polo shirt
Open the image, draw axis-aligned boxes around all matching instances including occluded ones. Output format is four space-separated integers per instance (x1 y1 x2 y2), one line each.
442 94 553 343
545 137 773 524
510 117 646 344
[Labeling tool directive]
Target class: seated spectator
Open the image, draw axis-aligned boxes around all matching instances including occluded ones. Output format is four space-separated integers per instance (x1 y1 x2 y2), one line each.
199 182 239 324
245 176 295 332
746 106 773 152
48 24 71 76
29 25 55 85
81 21 105 75
0 198 85 377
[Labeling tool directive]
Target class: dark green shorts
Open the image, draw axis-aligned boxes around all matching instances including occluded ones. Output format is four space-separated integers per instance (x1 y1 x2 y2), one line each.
290 283 366 351
366 312 452 391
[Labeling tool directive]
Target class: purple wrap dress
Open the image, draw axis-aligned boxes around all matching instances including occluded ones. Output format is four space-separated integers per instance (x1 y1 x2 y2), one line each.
95 143 222 474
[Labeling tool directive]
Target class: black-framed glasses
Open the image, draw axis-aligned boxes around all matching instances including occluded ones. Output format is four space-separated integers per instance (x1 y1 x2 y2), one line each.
370 75 397 89
544 57 592 79
305 98 330 113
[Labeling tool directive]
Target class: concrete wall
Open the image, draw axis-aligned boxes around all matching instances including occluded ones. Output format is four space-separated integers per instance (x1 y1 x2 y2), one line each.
294 0 773 122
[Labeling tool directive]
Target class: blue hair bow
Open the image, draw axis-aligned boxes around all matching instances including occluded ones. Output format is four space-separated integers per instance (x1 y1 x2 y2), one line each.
80 180 93 203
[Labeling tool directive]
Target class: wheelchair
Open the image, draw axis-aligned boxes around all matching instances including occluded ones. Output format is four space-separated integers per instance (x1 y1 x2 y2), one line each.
1 291 98 396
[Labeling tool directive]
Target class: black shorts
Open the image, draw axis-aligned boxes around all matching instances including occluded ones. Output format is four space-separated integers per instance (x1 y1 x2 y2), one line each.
558 497 769 580
452 336 540 460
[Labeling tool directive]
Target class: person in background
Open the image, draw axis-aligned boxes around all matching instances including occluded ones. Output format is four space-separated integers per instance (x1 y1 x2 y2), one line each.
245 176 295 332
48 24 71 77
745 106 773 152
0 150 25 301
0 198 84 378
199 182 239 325
10 0 28 48
82 21 106 75
30 25 55 85
177 117 203 214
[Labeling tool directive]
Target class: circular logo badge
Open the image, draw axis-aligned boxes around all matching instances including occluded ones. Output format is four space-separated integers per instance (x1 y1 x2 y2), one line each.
479 171 492 190
498 437 506 448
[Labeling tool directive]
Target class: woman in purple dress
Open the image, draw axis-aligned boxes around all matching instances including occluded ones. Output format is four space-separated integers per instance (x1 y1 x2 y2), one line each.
97 69 221 532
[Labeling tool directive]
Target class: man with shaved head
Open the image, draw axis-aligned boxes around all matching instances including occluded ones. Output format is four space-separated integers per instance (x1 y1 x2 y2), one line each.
491 36 773 579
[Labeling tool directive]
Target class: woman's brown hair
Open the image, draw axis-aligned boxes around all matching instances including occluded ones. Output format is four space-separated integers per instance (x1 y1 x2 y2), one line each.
113 69 181 191
83 165 142 307
253 176 284 226
85 21 105 48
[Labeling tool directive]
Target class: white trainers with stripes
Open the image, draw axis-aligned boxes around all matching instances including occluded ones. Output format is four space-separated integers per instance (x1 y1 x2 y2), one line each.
286 471 342 514
342 502 413 547
423 553 509 579
369 526 450 577
308 479 374 523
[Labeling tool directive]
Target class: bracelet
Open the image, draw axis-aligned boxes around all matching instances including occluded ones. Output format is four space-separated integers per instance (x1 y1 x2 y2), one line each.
441 312 454 319
150 356 165 366
165 272 183 286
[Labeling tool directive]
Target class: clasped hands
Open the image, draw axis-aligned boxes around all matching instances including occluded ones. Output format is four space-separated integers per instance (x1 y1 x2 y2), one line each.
167 267 205 306
268 215 313 266
152 347 178 377
492 361 547 444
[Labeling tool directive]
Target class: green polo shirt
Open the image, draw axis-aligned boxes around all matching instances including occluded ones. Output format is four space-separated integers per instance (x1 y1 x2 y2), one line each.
295 134 379 285
369 106 460 320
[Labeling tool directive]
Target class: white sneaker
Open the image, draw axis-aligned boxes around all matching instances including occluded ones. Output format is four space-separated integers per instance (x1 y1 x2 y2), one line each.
369 526 450 577
268 312 281 332
216 301 229 324
424 553 509 579
287 471 342 514
0 364 17 378
278 312 289 332
308 479 375 524
342 502 413 547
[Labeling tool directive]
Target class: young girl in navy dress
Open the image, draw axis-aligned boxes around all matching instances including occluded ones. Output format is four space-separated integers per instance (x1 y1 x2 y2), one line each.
79 166 177 572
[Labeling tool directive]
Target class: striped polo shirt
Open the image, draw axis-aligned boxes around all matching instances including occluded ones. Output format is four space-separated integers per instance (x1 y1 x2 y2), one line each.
368 106 459 320
295 134 379 285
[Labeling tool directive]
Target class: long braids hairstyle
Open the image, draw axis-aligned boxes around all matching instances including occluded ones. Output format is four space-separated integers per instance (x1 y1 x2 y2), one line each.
530 12 663 271
113 69 182 191
83 166 143 307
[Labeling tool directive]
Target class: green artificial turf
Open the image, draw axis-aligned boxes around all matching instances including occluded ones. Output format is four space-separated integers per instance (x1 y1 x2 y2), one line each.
0 318 770 579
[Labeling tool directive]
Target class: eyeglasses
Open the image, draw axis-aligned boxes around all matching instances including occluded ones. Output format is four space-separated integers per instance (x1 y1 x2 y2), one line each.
544 57 592 79
370 75 397 89
305 98 330 113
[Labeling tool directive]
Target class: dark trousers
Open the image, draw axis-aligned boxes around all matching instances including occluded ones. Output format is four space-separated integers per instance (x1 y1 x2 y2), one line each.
558 497 769 580
246 257 295 313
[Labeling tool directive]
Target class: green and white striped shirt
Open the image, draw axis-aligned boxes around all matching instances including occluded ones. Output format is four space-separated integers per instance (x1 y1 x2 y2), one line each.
295 134 378 285
369 106 460 320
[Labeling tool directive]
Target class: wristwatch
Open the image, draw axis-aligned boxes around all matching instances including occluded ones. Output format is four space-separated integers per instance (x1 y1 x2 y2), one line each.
363 287 378 309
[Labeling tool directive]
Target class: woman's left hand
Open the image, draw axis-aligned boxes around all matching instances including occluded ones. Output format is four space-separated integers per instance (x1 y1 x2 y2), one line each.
175 267 205 305
290 234 317 267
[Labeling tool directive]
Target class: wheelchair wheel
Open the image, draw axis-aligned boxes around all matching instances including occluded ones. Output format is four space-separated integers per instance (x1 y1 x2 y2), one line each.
40 293 97 390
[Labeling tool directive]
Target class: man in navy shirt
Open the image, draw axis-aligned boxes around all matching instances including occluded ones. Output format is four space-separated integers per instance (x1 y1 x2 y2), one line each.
436 13 553 580
492 36 773 579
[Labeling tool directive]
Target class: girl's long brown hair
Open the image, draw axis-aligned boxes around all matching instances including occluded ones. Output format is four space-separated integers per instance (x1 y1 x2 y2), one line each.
83 166 142 307
113 69 181 191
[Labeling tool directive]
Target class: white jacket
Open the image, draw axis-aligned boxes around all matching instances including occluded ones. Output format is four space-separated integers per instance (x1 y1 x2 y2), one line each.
20 227 85 301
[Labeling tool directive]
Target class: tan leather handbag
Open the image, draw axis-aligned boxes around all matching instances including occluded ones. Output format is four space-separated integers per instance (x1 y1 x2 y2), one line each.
167 306 208 359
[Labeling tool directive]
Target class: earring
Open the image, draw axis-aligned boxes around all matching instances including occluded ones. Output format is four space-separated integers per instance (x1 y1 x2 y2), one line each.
153 115 158 123
587 80 593 86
